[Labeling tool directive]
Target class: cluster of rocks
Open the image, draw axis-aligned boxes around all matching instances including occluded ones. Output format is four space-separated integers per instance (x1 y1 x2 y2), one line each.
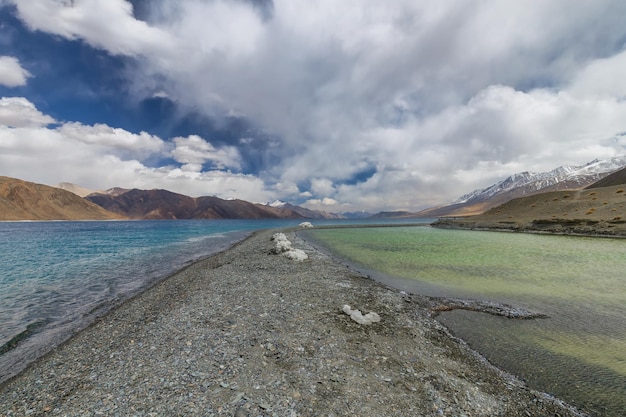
270 232 309 261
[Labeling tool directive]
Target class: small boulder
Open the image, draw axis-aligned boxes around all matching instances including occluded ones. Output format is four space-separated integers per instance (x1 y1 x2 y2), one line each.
282 248 308 261
271 232 292 253
271 233 309 261
342 305 381 325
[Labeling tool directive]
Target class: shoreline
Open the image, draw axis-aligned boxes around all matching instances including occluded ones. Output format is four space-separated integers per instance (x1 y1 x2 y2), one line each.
0 229 587 416
431 218 626 238
0 227 255 386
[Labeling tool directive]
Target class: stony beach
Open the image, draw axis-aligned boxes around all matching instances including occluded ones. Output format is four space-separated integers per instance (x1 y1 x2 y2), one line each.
0 229 586 416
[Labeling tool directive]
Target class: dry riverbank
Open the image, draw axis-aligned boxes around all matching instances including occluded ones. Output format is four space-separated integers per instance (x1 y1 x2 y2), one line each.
0 229 586 416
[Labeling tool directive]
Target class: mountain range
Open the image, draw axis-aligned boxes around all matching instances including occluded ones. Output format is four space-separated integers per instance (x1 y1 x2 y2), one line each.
85 188 341 220
433 165 626 236
2 156 626 221
0 177 341 221
413 156 626 218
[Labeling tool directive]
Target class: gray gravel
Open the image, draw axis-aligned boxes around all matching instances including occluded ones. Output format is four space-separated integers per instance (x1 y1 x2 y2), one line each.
0 229 587 416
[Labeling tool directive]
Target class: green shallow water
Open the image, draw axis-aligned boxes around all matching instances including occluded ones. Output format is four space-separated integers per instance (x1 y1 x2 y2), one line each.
304 226 626 417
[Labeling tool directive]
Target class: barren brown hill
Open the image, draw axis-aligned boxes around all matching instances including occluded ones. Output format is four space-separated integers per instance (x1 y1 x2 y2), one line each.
0 177 126 221
433 184 626 236
87 189 198 219
86 189 315 220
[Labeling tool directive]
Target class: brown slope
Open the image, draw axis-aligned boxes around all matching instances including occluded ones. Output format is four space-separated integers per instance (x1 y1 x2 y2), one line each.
87 189 197 219
194 196 284 219
586 166 626 189
87 189 310 219
434 185 626 236
0 177 125 221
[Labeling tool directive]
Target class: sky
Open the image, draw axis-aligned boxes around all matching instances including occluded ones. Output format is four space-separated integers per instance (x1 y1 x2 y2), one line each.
1 1 626 213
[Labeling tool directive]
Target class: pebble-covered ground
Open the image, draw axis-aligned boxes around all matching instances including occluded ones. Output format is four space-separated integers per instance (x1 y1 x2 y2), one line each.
0 229 586 416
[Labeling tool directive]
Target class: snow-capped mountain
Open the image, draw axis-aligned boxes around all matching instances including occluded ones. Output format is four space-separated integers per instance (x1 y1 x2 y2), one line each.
456 156 626 204
413 156 626 218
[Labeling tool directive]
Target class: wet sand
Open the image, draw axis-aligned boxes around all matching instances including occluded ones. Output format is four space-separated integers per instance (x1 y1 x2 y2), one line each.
0 229 586 416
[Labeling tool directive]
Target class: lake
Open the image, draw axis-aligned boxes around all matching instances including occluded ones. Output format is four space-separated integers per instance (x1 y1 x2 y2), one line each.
303 226 626 417
0 218 424 384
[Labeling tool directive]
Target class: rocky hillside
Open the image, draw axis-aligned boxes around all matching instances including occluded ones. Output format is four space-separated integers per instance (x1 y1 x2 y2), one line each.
86 189 339 220
0 177 125 221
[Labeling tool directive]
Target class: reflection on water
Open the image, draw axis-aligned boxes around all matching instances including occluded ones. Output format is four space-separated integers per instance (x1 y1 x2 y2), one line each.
305 226 626 417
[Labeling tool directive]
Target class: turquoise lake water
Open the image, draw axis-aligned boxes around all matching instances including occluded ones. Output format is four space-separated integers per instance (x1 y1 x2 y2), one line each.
304 226 626 417
0 218 425 384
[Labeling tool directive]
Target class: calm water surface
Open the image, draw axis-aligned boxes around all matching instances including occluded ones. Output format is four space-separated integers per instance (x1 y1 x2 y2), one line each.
0 219 311 383
0 218 423 384
305 226 626 417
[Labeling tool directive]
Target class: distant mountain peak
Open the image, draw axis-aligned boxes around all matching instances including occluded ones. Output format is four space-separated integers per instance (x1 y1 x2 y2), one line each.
455 156 626 205
415 155 626 219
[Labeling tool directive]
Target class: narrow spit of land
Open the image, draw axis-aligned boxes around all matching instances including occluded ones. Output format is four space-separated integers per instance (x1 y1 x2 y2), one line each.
0 229 585 416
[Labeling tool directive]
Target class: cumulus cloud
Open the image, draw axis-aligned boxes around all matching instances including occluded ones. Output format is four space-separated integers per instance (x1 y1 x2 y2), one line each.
0 98 275 202
303 197 342 212
0 56 30 87
58 122 165 159
568 49 626 99
11 0 175 57
171 135 242 172
0 97 55 127
7 1 626 211
134 0 626 209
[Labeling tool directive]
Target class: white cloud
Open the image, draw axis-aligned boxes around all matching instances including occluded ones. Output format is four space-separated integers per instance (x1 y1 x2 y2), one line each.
310 178 335 197
129 0 626 210
291 83 626 211
171 135 242 171
0 97 55 127
58 122 165 159
0 98 275 202
0 56 31 87
568 49 626 99
303 197 341 212
11 0 175 57
8 1 626 211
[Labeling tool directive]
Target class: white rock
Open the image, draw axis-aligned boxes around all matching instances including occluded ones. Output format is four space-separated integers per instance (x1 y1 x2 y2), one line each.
275 239 292 252
271 232 288 242
342 305 381 325
298 222 314 228
271 233 308 260
282 248 309 261
271 233 292 253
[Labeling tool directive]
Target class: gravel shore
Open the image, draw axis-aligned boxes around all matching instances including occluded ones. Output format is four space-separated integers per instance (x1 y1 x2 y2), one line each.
0 229 586 416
